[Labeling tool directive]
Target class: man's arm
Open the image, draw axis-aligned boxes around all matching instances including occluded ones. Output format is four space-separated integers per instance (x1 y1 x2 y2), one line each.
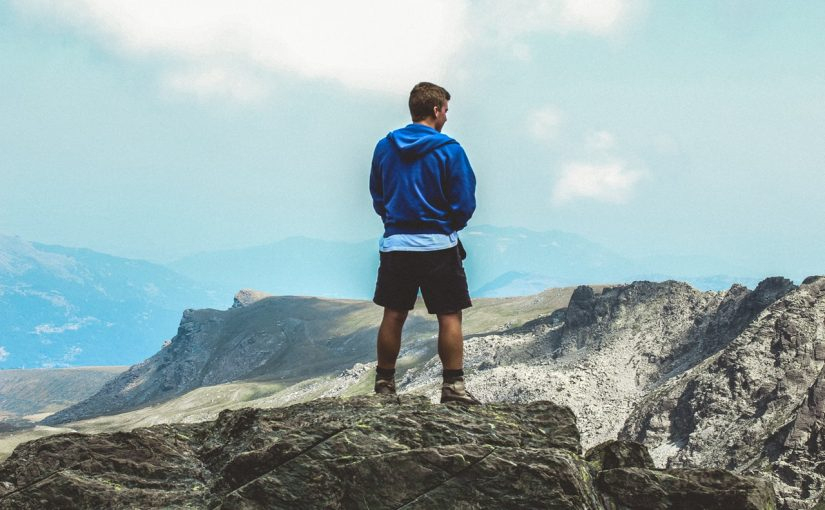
445 146 476 231
369 148 386 221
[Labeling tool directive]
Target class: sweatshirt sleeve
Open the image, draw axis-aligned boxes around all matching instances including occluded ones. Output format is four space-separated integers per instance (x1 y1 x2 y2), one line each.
369 145 386 220
445 145 476 231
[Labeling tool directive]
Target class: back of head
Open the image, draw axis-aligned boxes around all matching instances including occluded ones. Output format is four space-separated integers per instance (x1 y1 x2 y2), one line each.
409 82 450 122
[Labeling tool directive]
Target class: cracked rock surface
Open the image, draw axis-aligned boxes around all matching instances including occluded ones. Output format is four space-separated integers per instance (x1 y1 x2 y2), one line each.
0 396 774 509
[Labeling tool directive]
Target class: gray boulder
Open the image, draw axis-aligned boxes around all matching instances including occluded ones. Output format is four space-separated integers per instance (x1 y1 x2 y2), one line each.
596 467 776 510
586 439 655 470
0 396 775 509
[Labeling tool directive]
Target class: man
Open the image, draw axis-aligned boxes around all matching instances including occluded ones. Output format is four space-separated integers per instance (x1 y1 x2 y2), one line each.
369 81 480 405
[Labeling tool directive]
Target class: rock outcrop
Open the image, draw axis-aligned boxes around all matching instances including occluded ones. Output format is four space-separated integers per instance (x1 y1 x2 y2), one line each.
395 276 821 508
0 396 775 509
231 289 272 309
621 276 825 509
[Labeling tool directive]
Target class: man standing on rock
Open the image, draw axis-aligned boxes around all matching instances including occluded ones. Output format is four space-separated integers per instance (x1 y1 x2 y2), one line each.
369 82 480 405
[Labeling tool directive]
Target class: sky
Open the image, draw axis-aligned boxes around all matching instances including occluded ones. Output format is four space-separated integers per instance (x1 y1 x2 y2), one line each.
1 1 823 278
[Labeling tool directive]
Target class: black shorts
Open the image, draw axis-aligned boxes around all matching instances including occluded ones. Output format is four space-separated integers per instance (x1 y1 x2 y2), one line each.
373 243 472 315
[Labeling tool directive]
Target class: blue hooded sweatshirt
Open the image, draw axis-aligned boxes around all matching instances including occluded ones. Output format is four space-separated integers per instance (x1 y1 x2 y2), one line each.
370 124 476 237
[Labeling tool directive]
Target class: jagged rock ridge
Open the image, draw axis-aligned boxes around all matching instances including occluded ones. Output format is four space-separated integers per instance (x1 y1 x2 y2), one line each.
394 276 825 509
620 275 825 509
403 277 797 443
0 396 775 509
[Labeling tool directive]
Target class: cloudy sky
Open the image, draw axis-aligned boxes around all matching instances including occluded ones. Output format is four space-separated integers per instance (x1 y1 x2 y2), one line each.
1 1 823 278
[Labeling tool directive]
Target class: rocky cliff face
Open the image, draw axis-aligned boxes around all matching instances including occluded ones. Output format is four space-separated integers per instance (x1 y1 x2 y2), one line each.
0 396 776 509
41 294 382 425
621 276 825 509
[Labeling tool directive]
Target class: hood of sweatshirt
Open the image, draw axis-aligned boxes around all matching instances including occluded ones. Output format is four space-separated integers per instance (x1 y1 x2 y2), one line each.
387 124 456 160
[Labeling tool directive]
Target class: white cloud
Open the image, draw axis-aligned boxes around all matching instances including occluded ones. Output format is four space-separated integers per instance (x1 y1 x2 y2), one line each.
528 106 563 141
35 323 78 334
14 0 470 98
63 346 82 362
13 0 644 101
0 347 8 362
33 316 97 334
556 0 643 35
586 130 617 151
552 161 641 204
477 0 645 40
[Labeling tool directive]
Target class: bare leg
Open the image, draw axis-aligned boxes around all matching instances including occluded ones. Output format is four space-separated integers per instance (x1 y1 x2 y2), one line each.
377 307 408 369
437 312 463 370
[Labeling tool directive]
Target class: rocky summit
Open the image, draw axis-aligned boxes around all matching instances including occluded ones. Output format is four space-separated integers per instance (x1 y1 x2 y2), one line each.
0 396 774 509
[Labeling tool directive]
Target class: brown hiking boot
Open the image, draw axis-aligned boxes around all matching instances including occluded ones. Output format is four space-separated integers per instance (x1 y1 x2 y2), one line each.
440 377 481 405
374 376 396 395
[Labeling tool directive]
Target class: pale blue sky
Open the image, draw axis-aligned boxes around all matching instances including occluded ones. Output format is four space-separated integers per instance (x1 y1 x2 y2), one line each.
1 1 823 278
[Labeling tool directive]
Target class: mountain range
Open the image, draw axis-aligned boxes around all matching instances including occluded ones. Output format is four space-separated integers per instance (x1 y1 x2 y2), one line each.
164 224 635 299
0 226 768 368
0 366 126 429
2 274 820 508
167 224 767 299
0 235 224 368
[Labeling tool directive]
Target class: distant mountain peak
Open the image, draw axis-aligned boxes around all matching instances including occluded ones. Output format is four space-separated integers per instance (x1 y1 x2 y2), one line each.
232 289 272 308
0 234 80 280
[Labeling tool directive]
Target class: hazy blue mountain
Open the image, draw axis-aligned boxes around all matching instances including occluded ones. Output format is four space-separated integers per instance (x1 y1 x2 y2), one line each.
0 235 223 369
168 225 769 298
0 366 127 423
471 271 575 297
1 226 766 369
168 225 643 299
460 225 639 292
168 237 379 300
461 227 771 294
